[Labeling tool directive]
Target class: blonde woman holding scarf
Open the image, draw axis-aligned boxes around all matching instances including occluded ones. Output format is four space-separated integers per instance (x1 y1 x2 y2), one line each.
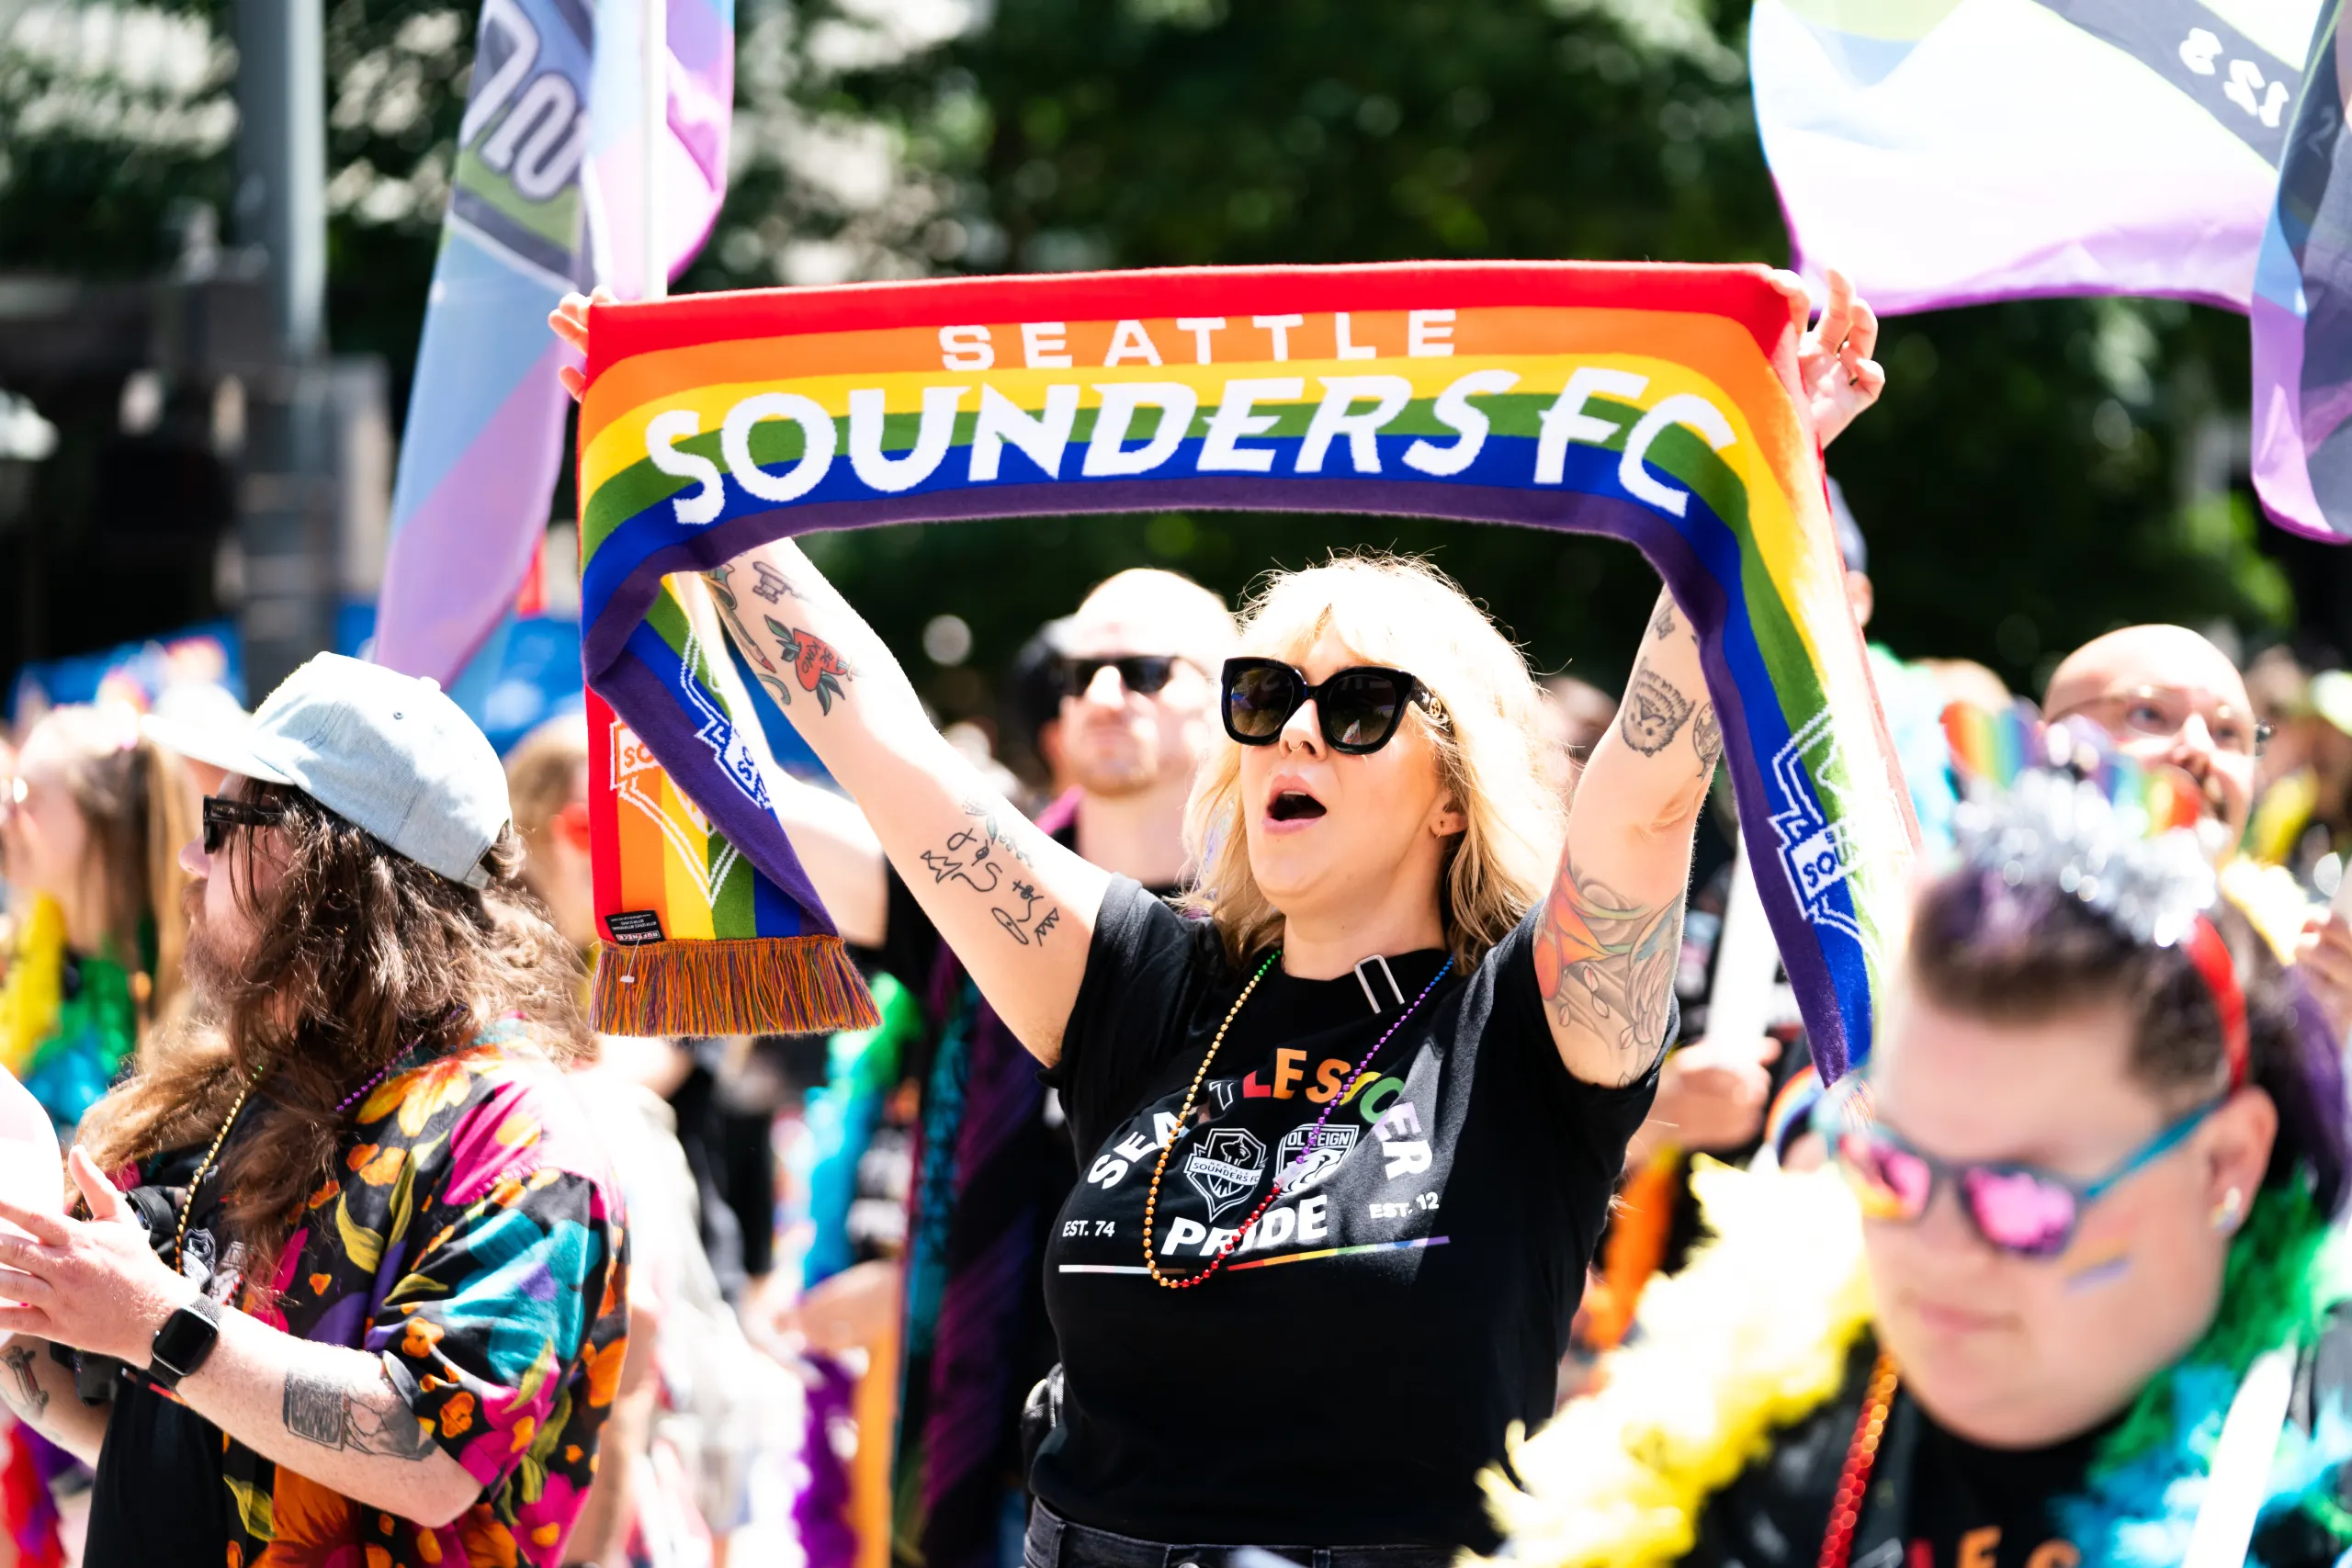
548 271 1883 1555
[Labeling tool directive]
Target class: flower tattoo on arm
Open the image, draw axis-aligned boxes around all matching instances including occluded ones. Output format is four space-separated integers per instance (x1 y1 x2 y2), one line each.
763 617 854 716
1532 852 1682 1084
1692 704 1723 777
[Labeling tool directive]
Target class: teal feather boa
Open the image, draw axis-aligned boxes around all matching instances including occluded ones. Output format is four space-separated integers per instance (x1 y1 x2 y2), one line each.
2059 1185 2352 1566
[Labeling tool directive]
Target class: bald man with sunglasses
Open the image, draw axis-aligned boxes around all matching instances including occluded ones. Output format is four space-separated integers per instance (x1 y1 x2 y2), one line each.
2044 623 2352 1040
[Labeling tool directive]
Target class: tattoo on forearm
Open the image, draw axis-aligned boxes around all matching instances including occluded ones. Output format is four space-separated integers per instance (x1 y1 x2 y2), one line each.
993 879 1057 944
705 569 802 715
752 560 799 603
1533 855 1682 1082
922 802 1060 944
1650 599 1676 639
0 1347 48 1422
761 617 853 715
1692 704 1723 777
283 1370 437 1460
1621 668 1694 755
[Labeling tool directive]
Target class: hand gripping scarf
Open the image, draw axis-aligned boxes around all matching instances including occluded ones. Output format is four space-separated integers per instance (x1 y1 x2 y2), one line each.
572 262 1918 1070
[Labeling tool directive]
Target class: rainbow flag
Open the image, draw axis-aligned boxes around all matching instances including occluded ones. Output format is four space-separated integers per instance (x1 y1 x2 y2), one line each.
574 263 1918 1075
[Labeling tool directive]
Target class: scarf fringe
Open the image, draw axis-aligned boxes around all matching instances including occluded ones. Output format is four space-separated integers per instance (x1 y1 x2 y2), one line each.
590 934 879 1036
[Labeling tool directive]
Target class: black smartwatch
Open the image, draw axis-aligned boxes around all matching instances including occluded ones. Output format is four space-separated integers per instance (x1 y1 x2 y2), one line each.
147 1295 223 1392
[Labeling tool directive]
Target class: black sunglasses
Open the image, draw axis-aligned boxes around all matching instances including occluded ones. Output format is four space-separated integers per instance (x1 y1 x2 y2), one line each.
1220 658 1437 755
202 795 283 855
1060 653 1195 698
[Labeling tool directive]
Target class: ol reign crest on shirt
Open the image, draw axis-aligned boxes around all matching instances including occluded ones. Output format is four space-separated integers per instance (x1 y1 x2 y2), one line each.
1056 1012 1453 1276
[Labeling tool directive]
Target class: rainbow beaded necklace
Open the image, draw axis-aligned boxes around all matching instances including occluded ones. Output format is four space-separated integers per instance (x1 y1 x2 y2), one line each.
1141 949 1454 1290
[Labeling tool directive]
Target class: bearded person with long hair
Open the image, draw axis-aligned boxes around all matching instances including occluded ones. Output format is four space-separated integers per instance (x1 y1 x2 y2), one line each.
0 656 628 1568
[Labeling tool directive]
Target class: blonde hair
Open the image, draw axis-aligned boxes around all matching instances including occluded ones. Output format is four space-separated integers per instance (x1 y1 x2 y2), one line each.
503 712 590 906
27 705 198 1023
1182 554 1565 971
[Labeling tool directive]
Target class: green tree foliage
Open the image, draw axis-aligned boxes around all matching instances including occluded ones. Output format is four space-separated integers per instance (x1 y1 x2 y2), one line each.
0 0 234 275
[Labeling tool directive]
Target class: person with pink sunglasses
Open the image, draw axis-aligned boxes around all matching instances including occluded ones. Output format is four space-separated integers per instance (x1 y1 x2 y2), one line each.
1495 740 2352 1568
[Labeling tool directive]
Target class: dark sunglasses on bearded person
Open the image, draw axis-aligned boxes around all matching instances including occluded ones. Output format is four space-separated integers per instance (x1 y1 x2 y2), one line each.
1490 728 2352 1568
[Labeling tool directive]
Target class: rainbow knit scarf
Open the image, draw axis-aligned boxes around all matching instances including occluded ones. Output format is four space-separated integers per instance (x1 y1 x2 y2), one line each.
571 264 1916 1058
1487 1164 2352 1568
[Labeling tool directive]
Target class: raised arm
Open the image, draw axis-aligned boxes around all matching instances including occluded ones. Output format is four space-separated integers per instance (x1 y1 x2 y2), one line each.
1536 267 1883 1086
698 546 1109 1062
1533 592 1714 1085
553 291 1107 1062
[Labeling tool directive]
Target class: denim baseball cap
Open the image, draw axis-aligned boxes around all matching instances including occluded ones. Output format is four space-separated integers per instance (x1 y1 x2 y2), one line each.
143 653 511 889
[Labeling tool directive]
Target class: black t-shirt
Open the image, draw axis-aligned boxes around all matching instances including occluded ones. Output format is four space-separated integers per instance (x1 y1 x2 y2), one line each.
1684 1361 2107 1568
1906 1407 2107 1568
1033 878 1663 1551
85 1145 231 1568
1685 1328 2352 1568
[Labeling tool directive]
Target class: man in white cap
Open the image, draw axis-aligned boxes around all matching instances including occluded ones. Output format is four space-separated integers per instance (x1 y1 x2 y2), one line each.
0 654 628 1568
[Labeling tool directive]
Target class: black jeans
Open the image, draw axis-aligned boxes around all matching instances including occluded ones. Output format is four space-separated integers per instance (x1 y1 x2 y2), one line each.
1023 1503 1456 1568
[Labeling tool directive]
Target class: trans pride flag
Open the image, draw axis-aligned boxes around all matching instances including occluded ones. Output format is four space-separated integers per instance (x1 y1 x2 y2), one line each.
572 263 1918 1077
375 0 735 686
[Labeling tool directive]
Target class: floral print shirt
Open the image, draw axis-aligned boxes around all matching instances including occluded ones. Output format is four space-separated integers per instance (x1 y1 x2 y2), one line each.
164 1036 629 1568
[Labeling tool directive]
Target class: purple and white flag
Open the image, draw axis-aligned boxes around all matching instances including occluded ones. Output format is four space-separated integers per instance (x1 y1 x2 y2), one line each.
1752 0 2320 314
2253 3 2352 539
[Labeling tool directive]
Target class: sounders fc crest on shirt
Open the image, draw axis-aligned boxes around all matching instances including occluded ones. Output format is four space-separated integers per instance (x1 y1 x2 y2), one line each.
1183 1127 1266 1221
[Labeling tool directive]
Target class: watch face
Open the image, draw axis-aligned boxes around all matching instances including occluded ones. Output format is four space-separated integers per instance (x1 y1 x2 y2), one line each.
152 1297 222 1385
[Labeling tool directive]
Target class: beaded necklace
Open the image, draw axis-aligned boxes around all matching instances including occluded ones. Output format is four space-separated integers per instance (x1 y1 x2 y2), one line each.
173 1068 266 1269
1141 949 1454 1290
168 1039 430 1269
1816 1350 1900 1568
334 1042 420 1115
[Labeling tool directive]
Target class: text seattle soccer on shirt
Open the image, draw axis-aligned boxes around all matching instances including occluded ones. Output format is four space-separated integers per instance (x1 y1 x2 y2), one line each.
1056 1043 1448 1272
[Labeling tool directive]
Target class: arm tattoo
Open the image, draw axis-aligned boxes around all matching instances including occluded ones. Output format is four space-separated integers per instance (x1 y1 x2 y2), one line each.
0 1346 47 1422
762 617 854 715
1692 704 1723 777
751 560 800 603
993 879 1055 944
1533 855 1682 1082
1650 598 1676 639
283 1369 437 1460
705 570 801 714
922 802 1060 943
1620 668 1694 755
